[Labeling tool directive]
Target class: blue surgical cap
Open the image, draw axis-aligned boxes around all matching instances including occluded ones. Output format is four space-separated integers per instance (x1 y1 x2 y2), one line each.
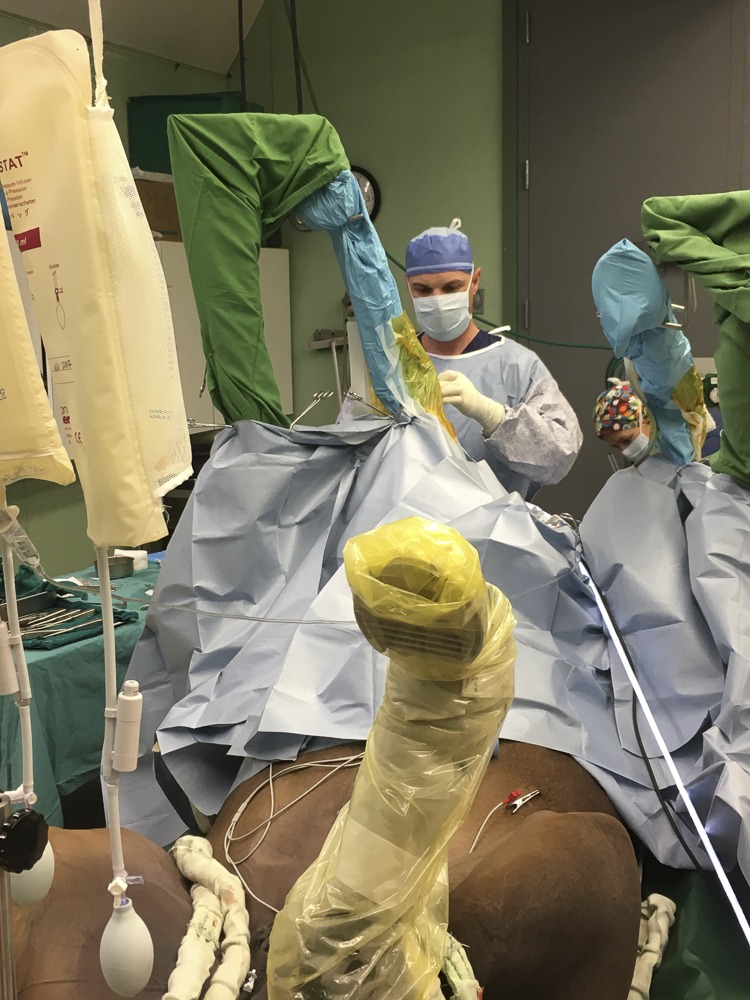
405 220 473 276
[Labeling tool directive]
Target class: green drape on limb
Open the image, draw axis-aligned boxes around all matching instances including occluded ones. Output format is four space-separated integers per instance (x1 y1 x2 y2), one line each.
642 191 750 488
168 113 349 426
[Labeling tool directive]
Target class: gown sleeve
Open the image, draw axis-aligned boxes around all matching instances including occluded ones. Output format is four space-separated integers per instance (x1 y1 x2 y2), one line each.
484 374 583 486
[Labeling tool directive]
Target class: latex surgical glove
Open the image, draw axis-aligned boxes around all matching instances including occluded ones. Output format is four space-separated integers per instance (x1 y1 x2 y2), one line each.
438 370 506 436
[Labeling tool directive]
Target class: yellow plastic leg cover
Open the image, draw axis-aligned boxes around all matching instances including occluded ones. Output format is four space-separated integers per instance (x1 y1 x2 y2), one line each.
267 517 516 1000
0 31 191 547
0 232 74 489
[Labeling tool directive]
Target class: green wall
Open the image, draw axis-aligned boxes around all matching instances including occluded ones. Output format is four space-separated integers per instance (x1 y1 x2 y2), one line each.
0 14 230 149
238 0 507 424
6 480 91 578
1 11 228 574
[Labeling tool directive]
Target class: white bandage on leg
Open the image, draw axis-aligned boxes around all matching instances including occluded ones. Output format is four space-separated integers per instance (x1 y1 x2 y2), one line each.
167 836 251 1000
628 894 677 1000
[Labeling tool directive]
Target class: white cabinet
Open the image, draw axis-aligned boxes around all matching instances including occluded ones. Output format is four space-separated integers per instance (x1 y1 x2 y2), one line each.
259 248 293 416
157 241 293 425
8 229 293 434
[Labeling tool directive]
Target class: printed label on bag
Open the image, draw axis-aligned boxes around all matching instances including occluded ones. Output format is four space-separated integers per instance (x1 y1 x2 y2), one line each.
14 227 41 252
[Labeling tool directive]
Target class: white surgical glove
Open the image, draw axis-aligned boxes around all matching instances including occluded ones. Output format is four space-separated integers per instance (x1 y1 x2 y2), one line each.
438 370 506 436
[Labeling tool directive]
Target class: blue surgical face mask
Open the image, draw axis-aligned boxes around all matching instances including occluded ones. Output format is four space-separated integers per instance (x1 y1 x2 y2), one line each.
621 432 650 464
412 273 474 342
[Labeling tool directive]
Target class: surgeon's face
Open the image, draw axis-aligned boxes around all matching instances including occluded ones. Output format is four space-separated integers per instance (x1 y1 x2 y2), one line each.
406 268 481 299
600 419 650 452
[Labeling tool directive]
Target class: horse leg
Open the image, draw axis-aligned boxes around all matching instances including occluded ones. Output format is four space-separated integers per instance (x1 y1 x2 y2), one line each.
12 827 194 999
448 809 641 1000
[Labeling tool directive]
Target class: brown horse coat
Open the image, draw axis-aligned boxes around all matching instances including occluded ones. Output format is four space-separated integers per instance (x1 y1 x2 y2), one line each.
209 740 642 999
11 827 192 999
11 742 641 999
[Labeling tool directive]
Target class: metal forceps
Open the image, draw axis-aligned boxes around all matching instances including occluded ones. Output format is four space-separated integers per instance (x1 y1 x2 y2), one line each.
290 391 334 430
343 390 392 418
509 789 540 813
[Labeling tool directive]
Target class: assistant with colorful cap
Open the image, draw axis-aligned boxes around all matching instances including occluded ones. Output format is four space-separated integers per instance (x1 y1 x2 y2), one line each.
405 220 582 499
593 379 652 464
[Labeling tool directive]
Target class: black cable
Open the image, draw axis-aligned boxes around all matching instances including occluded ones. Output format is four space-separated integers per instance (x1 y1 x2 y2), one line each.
589 554 730 906
289 0 304 114
630 691 719 898
237 0 247 111
280 0 321 114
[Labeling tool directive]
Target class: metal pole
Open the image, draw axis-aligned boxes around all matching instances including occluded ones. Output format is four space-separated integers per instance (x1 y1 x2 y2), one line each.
330 340 343 407
237 0 247 111
289 0 303 114
0 795 17 1000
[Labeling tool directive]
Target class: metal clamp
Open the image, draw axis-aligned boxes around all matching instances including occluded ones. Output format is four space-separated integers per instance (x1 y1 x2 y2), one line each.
289 391 334 430
509 789 540 813
343 390 391 418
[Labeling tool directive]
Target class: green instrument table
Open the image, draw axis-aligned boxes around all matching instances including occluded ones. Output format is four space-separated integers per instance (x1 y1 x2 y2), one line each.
0 566 158 825
645 855 750 999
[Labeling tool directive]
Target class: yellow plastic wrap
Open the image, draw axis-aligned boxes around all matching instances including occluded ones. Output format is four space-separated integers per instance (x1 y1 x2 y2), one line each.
672 365 709 460
267 518 516 1000
345 516 489 675
391 311 457 441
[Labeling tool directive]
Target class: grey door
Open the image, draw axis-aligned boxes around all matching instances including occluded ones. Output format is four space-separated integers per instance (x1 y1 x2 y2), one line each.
518 0 747 515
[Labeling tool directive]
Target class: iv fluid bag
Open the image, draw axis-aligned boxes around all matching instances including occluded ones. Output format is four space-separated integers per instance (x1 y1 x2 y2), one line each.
0 30 191 546
0 230 74 490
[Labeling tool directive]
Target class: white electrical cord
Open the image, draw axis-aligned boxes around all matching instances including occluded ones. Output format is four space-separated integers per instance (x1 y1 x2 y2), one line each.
467 801 506 855
223 752 365 914
44 566 575 628
578 557 750 949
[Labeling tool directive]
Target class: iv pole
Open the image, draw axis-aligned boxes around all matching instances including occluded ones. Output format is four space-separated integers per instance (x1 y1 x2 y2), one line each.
0 795 17 1000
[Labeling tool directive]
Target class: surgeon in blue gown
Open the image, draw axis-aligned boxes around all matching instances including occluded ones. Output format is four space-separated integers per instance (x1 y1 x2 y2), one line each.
405 221 583 499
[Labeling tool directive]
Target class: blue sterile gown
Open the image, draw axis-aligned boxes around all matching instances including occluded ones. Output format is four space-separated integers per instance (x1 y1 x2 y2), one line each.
424 331 582 498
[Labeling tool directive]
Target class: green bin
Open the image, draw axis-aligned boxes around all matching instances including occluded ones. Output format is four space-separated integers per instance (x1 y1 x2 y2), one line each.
127 91 263 174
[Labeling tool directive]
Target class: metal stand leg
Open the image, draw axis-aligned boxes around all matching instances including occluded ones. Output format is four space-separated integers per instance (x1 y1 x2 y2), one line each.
0 796 17 1000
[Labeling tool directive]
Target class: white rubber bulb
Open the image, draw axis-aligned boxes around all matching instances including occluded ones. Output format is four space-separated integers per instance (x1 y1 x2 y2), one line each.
10 840 55 906
100 898 154 997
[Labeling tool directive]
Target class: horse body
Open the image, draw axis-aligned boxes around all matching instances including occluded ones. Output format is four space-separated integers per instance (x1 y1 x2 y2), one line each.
11 742 640 999
209 740 641 1000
